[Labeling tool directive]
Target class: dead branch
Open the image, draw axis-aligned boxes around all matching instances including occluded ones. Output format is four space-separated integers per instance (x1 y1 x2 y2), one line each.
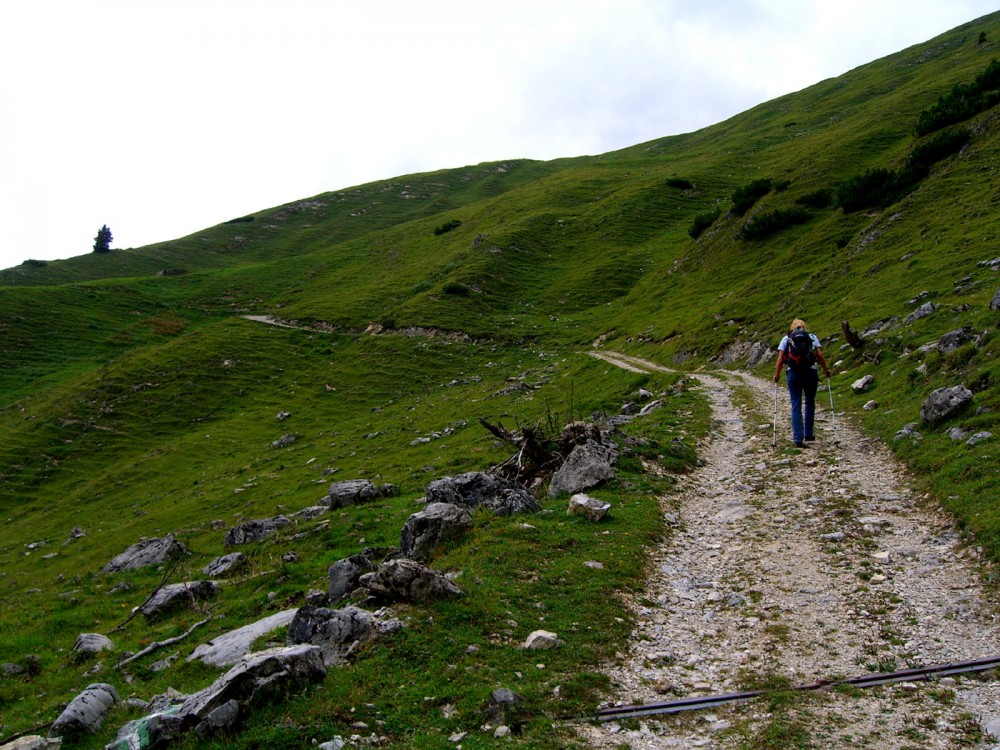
116 616 212 668
841 319 865 350
108 555 183 633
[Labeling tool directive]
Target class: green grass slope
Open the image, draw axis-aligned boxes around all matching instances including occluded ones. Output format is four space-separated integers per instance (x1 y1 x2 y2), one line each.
1 11 999 748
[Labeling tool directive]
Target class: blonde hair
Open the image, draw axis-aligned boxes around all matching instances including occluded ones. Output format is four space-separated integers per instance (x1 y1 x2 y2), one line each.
790 318 807 331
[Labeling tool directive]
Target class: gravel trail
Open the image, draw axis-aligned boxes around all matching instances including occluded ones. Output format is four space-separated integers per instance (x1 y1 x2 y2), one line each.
581 353 1000 749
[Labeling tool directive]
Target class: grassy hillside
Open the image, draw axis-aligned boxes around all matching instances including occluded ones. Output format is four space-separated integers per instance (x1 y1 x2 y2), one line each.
1 11 999 748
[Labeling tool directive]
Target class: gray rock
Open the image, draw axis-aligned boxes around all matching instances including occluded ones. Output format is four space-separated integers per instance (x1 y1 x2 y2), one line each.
937 327 975 354
193 699 240 740
317 739 346 750
73 633 114 656
293 505 328 520
851 375 875 392
139 580 218 620
50 682 119 737
364 559 463 603
620 402 639 415
903 301 936 324
566 493 612 521
986 717 1000 739
548 441 617 497
400 503 473 562
102 535 188 574
863 400 879 411
1 737 63 749
187 609 298 667
328 554 377 604
948 427 970 441
920 385 973 423
894 423 923 442
223 516 292 546
271 434 297 449
110 646 326 750
286 605 375 665
425 472 539 516
202 552 247 577
523 630 562 649
967 431 993 446
991 288 1000 311
637 399 663 417
325 479 396 509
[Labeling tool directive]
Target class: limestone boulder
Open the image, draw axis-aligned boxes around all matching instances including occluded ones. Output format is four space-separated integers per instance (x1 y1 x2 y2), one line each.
223 516 292 546
139 581 218 620
566 493 612 521
202 552 247 577
425 472 539 516
363 559 463 603
325 479 397 509
187 609 298 668
72 633 114 656
920 385 973 424
285 605 375 665
548 441 618 497
50 683 119 737
400 502 473 562
102 535 188 574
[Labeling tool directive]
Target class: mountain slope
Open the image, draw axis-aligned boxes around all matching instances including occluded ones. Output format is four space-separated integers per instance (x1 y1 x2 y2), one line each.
1 12 999 749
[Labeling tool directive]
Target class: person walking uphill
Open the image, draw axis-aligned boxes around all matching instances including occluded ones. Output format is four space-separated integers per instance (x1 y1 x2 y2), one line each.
773 319 831 447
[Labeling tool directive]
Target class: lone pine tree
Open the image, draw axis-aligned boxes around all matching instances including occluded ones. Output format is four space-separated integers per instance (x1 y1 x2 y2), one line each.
93 224 113 253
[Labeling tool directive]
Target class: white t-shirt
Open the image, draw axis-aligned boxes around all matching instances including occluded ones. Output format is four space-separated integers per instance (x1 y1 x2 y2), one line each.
778 331 822 370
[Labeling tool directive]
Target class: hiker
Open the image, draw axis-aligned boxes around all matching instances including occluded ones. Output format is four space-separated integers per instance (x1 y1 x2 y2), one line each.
773 318 831 447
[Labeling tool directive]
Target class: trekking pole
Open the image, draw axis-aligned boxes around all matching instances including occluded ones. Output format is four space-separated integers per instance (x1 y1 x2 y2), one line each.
827 375 839 447
772 381 779 449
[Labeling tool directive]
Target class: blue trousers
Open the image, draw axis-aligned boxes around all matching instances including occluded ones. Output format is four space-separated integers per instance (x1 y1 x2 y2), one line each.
786 368 819 444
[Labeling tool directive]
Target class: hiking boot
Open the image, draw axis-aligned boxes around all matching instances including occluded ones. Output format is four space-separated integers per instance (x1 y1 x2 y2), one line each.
804 435 816 442
794 441 807 448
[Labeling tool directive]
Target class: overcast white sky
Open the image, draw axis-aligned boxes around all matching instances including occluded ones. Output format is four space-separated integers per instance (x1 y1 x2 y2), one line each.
1 1 996 270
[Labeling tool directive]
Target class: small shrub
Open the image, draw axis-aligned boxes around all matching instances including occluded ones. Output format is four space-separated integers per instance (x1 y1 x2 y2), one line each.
774 179 792 192
688 208 721 239
835 235 851 249
666 178 694 190
21 259 47 267
837 168 903 213
225 215 255 224
795 188 833 209
907 128 970 170
443 282 471 296
916 58 1000 135
411 279 432 294
731 178 772 216
434 219 462 236
738 208 811 240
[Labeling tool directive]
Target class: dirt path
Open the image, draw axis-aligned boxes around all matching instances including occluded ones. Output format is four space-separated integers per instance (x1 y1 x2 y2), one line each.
581 352 1000 749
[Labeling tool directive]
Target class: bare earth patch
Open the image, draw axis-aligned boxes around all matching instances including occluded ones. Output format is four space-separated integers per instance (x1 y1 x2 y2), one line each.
582 353 1000 748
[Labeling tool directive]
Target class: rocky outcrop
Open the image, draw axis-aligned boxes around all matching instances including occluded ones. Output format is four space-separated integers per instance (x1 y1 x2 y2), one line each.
363 559 463 603
399 502 473 562
547 441 618 497
285 605 376 665
202 552 247 577
991 288 1000 311
102 536 188 574
937 327 975 354
325 479 397 509
72 633 114 656
920 385 973 423
187 609 298 668
139 581 218 620
106 646 326 750
223 516 292 546
566 493 612 521
50 683 119 737
425 472 539 516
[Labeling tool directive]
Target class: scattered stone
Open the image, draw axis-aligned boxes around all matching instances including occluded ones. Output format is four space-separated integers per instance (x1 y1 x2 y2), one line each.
202 552 247 577
851 375 875 392
139 581 218 620
399 502 474 562
937 327 975 354
895 423 923 441
271 434 298 449
325 479 397 509
494 725 511 738
223 516 292 546
276 411 291 421
193 699 240 740
948 427 971 441
73 633 114 656
920 385 973 423
50 682 119 737
967 431 993 446
187 609 298 667
328 551 382 604
820 532 845 542
584 560 605 570
425 472 539 516
566 494 611 521
363 559 463 603
903 301 936 324
523 630 562 650
548 441 618 497
863 400 878 411
991 288 1000 311
317 739 346 750
102 535 189 574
